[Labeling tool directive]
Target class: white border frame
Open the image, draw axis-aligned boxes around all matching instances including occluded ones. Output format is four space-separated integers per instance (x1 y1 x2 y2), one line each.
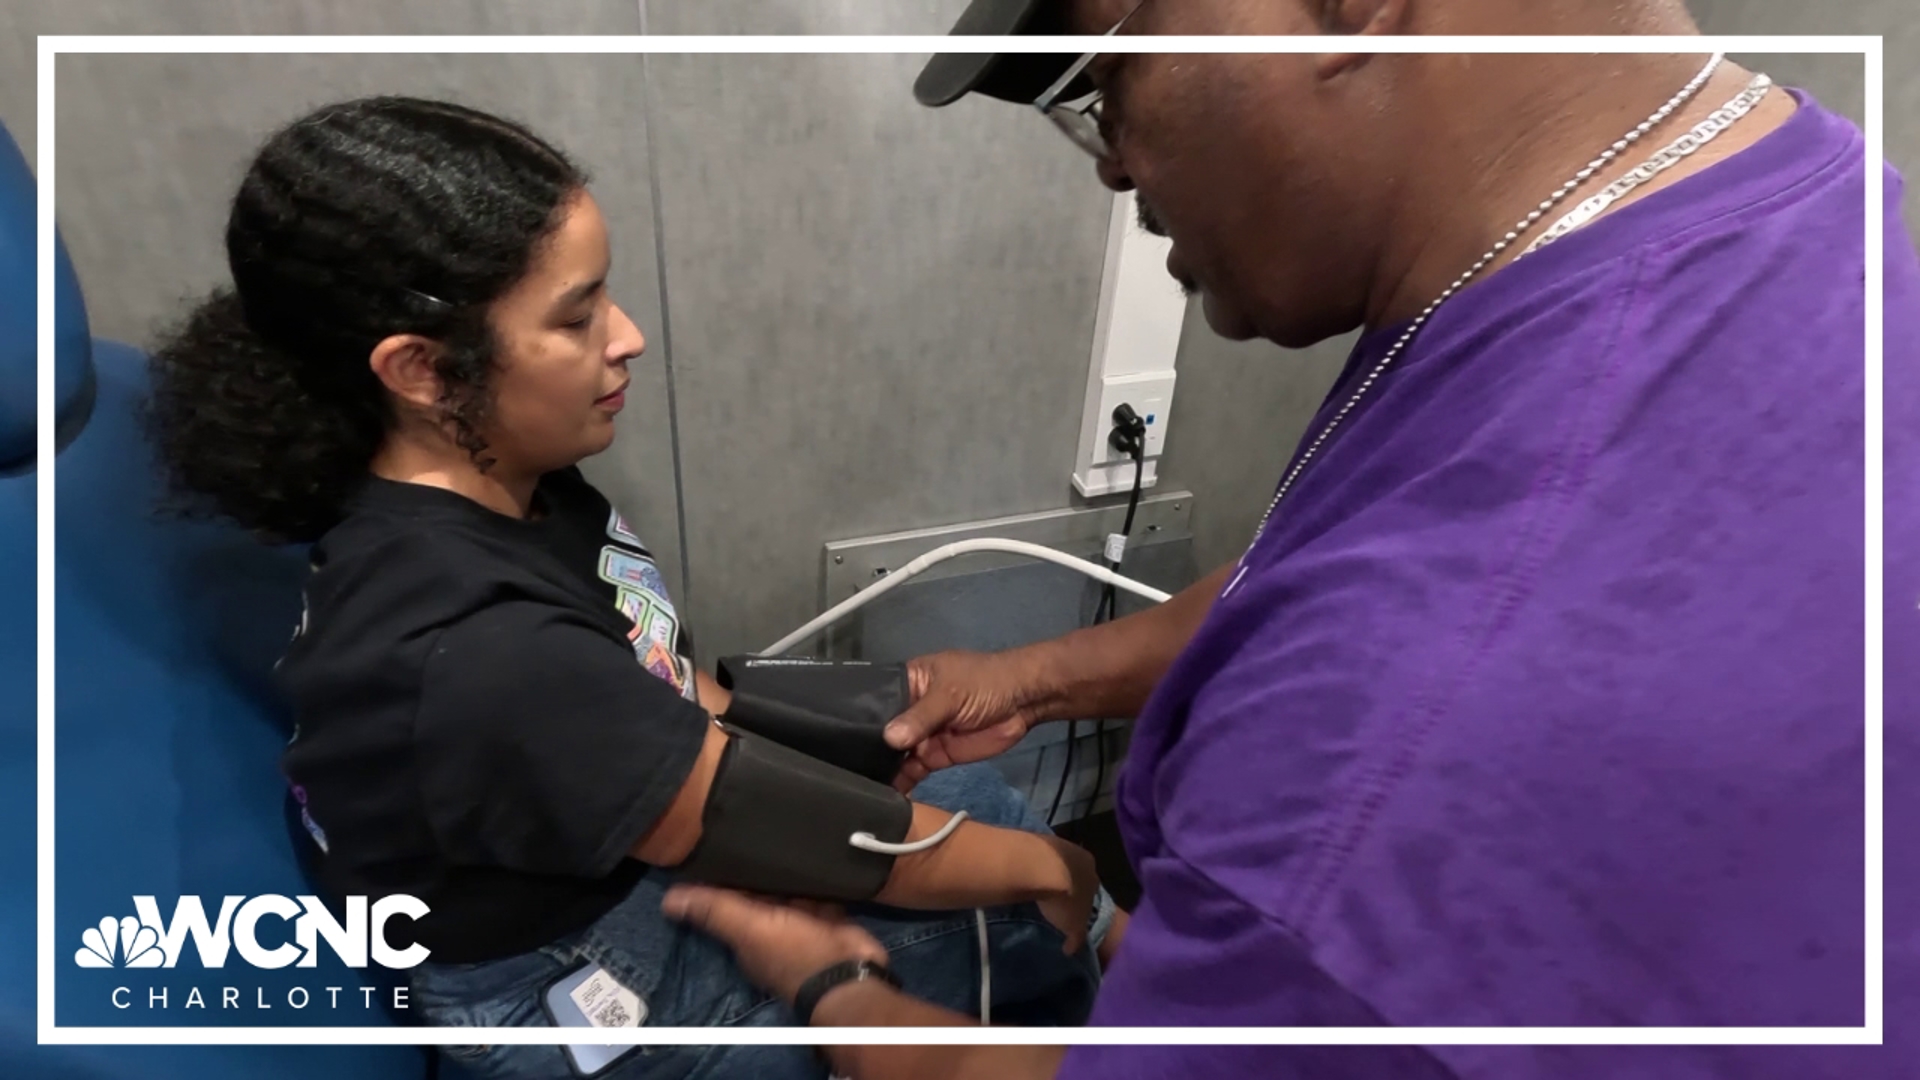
37 33 1883 1048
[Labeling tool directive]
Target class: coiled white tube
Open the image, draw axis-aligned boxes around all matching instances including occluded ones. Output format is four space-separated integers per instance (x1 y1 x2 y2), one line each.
848 809 968 855
760 538 1172 656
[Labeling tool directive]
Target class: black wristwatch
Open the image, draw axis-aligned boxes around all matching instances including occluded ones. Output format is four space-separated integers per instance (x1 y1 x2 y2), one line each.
792 958 902 1026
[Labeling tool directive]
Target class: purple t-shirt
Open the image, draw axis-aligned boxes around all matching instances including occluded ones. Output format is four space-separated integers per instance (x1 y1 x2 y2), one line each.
1059 92 1917 1078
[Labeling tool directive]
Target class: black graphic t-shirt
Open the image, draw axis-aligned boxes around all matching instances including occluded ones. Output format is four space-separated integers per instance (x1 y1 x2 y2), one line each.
277 467 709 963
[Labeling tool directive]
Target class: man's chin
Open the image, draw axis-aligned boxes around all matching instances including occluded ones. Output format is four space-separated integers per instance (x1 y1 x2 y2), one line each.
1199 291 1262 342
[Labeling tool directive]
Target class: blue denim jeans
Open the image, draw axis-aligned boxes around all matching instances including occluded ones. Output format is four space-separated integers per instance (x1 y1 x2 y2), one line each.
410 764 1114 1080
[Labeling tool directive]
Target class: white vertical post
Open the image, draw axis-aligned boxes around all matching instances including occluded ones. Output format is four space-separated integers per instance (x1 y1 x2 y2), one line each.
1071 191 1187 498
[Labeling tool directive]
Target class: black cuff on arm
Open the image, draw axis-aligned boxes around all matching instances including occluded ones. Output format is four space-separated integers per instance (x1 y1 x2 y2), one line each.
715 657 911 784
673 727 912 901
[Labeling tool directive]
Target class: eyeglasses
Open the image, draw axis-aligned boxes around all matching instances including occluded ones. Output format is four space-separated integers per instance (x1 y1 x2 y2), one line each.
1031 0 1148 161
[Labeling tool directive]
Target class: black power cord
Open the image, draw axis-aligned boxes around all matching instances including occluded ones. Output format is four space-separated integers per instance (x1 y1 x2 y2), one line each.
1047 723 1078 826
1049 405 1149 827
1091 410 1147 820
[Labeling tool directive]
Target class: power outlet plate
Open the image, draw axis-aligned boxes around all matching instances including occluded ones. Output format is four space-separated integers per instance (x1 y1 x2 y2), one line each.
1091 371 1176 466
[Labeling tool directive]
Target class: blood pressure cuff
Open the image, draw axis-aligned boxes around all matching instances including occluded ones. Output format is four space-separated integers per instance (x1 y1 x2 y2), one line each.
673 727 913 900
715 656 911 785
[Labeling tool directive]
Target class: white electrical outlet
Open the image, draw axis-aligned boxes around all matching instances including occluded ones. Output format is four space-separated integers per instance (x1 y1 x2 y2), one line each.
1092 371 1177 466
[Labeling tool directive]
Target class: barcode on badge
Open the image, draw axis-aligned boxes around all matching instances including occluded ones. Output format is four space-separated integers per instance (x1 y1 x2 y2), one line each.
568 966 646 1029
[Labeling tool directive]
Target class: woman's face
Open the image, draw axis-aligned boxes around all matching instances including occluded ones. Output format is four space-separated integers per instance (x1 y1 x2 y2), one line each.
480 190 645 476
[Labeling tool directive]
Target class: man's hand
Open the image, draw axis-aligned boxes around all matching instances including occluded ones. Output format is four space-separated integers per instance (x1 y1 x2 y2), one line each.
661 887 887 1005
665 891 1073 1080
886 650 1048 792
883 564 1234 793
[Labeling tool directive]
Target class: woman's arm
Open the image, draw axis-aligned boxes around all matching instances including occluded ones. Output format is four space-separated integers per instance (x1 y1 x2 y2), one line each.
631 723 1095 944
694 670 731 717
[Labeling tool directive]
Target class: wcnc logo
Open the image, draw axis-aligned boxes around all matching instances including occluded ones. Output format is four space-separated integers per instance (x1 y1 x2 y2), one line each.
76 895 430 969
73 895 430 1013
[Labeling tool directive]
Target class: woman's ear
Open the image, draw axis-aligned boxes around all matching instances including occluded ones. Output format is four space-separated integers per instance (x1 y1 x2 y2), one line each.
368 334 444 411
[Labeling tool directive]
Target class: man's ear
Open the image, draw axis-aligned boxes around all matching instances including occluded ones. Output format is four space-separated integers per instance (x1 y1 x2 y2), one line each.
368 334 444 411
1314 0 1411 82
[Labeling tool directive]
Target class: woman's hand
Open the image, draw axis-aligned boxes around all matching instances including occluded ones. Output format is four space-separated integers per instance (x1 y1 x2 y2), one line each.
1032 836 1101 956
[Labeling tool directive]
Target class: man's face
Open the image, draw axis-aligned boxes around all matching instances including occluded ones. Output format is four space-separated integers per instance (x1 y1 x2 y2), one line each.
1067 0 1388 348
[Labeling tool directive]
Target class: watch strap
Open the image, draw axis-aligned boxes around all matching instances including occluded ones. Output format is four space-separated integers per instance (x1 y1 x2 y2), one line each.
793 958 901 1026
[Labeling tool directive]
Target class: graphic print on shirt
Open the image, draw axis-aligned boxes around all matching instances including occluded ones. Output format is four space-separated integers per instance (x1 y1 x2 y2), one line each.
615 588 648 627
608 510 646 550
599 510 696 700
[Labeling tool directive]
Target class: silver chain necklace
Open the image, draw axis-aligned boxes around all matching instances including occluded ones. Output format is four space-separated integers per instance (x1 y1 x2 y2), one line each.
1524 73 1773 255
1242 53 1728 553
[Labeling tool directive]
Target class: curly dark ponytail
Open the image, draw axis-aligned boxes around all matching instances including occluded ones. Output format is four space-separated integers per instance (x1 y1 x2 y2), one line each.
145 96 587 544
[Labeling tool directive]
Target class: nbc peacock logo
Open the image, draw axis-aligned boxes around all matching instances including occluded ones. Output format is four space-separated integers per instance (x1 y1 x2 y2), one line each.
75 916 165 969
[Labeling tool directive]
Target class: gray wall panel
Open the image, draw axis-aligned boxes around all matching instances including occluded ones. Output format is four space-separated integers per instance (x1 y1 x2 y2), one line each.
646 53 1113 660
52 50 686 598
2 0 641 171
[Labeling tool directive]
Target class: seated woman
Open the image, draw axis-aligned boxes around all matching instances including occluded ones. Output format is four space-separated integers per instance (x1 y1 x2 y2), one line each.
144 96 1118 1080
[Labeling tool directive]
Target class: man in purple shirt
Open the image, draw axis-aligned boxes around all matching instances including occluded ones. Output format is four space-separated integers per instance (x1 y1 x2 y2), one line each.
663 1 1917 1076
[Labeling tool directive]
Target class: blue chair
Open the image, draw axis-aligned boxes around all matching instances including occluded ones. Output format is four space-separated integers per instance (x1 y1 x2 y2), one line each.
0 119 448 1078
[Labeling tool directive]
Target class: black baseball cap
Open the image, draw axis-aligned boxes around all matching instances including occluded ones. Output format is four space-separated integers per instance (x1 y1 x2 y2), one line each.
913 0 1095 107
